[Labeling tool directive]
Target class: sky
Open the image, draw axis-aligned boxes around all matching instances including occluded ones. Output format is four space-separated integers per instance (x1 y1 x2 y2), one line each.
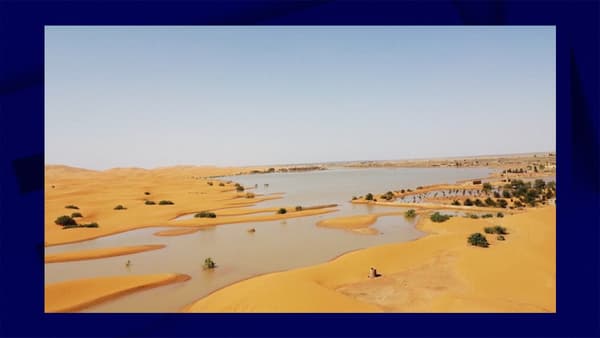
45 26 556 170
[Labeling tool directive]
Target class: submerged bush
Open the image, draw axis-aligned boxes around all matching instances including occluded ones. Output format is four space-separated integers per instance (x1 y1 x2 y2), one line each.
203 257 216 269
195 211 216 218
277 208 287 214
55 215 77 226
145 200 156 205
467 233 489 248
114 205 127 210
65 205 79 210
295 206 303 211
430 212 451 223
404 209 416 218
158 200 174 205
71 212 83 218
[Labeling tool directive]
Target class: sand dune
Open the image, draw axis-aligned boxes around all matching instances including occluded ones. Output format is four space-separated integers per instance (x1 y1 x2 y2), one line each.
45 244 166 263
185 206 555 312
45 274 190 312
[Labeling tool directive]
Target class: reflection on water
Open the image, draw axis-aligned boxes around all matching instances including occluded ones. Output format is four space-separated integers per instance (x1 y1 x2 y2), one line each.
45 167 493 312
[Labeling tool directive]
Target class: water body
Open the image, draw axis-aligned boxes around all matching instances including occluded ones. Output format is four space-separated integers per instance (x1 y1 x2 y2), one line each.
45 167 492 312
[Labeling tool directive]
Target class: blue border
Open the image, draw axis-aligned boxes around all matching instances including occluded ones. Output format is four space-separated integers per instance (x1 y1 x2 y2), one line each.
1 0 599 337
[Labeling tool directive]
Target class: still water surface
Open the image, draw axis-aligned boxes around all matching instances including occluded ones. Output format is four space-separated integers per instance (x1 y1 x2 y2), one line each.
45 167 492 312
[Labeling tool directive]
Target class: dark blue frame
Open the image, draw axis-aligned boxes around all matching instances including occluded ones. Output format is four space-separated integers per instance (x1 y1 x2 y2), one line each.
1 0 599 337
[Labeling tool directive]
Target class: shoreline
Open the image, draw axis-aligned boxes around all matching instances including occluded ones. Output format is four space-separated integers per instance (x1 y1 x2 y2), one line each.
184 206 555 312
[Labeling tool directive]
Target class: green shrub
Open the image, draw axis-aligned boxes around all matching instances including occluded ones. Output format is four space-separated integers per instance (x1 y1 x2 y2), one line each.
481 213 493 218
195 211 216 218
430 212 451 223
80 222 99 228
365 193 373 201
484 227 494 234
474 199 484 207
277 208 287 214
55 215 77 226
497 235 506 241
404 209 416 218
484 197 496 207
467 233 489 248
71 212 83 218
145 200 156 205
114 205 127 210
492 225 508 235
502 190 511 198
203 257 216 269
493 191 501 198
483 182 493 192
381 191 395 201
158 200 174 205
295 206 303 211
451 200 461 206
464 199 474 206
497 199 508 208
468 213 480 219
496 212 504 218
65 205 79 210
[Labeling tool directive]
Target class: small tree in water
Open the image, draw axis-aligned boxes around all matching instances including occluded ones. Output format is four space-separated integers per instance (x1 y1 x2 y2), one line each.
203 257 216 269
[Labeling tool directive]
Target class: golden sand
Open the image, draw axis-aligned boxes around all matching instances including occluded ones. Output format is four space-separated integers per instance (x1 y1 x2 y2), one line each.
186 206 555 312
45 244 166 263
45 273 191 312
45 165 335 246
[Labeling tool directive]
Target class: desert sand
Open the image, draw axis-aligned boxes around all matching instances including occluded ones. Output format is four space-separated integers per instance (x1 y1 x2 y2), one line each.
45 273 191 312
185 206 555 312
45 165 336 246
45 244 166 263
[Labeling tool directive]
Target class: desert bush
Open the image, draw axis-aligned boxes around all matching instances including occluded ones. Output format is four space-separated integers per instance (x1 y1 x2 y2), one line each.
114 205 127 210
195 211 216 218
493 191 501 198
219 182 225 186
246 192 255 198
451 200 461 206
497 199 508 208
484 227 495 234
502 190 511 198
381 191 395 201
463 198 474 206
236 185 245 192
71 212 83 218
514 200 524 208
467 233 489 248
277 208 287 214
144 192 151 195
365 193 374 201
158 200 174 205
295 206 303 211
352 196 357 200
145 200 156 205
481 213 493 218
483 182 493 192
430 212 451 223
55 215 77 226
484 197 497 207
65 205 79 210
80 222 99 228
404 209 416 218
474 199 484 207
203 257 216 269
492 225 508 235
496 212 504 218
497 235 506 241
468 214 480 219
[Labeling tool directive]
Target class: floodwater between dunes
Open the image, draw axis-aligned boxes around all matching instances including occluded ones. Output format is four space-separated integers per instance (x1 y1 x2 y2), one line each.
45 167 492 312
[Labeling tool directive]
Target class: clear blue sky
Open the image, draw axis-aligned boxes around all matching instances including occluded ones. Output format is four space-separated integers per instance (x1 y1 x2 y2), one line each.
45 26 555 170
